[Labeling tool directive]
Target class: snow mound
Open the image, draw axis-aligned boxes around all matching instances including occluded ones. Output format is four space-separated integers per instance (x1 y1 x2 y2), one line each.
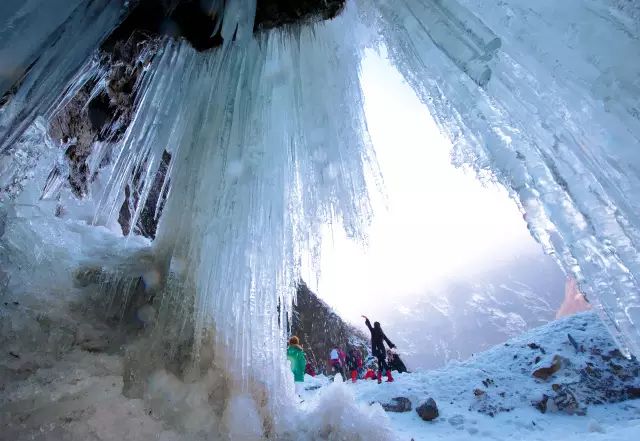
340 312 640 441
293 380 395 441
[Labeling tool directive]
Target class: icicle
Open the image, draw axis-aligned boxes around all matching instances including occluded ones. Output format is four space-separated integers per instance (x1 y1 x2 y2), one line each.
0 0 125 153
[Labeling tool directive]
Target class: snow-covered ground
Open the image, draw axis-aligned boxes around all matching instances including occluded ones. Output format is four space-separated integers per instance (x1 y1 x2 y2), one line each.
298 312 640 441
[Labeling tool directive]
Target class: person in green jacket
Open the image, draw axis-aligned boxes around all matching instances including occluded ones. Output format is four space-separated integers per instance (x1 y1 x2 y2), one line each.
287 336 306 395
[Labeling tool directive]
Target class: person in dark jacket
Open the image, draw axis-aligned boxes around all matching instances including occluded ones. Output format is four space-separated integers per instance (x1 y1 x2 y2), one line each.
387 348 408 373
362 315 395 383
345 348 360 383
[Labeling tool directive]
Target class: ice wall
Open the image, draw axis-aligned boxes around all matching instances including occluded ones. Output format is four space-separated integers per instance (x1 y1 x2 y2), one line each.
363 0 640 353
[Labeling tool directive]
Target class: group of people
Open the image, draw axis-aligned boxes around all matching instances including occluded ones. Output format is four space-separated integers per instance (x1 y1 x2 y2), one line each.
287 316 407 393
328 346 364 382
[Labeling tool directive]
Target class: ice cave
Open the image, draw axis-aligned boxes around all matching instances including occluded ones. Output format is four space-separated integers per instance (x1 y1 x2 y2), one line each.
1 1 639 440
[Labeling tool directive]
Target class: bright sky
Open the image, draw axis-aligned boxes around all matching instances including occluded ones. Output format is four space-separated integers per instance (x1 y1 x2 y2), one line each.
305 49 543 325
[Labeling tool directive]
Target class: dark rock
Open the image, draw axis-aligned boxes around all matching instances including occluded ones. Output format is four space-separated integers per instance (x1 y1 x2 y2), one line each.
255 0 345 30
118 150 172 238
626 387 640 399
533 394 549 413
381 397 412 413
532 355 564 380
416 398 439 421
103 0 346 53
528 343 540 350
568 333 580 352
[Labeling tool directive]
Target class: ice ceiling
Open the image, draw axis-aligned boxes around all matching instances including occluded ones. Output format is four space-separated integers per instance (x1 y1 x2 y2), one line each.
1 0 639 410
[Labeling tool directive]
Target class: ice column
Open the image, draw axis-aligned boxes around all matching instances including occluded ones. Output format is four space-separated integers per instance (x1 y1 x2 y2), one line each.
96 2 376 407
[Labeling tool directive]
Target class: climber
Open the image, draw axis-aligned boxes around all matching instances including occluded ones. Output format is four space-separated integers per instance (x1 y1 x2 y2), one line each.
362 315 395 383
287 336 307 395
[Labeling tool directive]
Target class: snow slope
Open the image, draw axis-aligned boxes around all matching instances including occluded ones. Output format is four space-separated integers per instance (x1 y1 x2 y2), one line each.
299 312 640 441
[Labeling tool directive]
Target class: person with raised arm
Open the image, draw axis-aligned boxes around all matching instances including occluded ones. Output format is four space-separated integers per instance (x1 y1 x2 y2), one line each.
362 315 395 383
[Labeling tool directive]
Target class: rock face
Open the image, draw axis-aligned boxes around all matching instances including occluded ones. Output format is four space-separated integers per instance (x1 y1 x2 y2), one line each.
255 0 345 30
103 0 346 53
381 397 412 413
416 398 439 421
48 31 160 200
291 282 368 372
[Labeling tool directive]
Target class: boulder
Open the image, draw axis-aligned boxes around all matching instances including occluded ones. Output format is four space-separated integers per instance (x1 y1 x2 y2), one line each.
381 397 412 413
416 398 439 421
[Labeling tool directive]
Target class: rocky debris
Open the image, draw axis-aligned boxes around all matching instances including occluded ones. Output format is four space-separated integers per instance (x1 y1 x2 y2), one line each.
416 398 439 421
551 383 586 415
532 394 549 413
532 385 586 416
523 325 640 415
380 397 412 413
469 389 514 417
532 354 564 380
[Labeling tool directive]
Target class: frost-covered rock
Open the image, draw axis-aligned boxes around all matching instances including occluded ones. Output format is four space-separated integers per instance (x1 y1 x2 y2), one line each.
416 398 439 421
380 396 412 413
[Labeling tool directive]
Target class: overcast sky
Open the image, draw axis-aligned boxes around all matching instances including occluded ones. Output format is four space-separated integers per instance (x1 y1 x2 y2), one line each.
304 49 548 327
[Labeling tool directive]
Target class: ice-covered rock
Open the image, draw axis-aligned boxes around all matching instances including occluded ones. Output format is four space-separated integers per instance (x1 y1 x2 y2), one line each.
416 397 439 421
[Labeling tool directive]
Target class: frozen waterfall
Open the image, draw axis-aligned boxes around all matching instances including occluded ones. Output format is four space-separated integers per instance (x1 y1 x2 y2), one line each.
1 0 640 437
